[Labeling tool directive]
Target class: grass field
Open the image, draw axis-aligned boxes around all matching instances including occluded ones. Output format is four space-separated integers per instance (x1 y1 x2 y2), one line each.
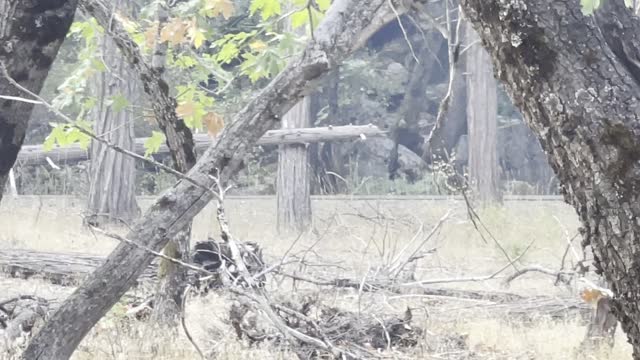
0 196 632 359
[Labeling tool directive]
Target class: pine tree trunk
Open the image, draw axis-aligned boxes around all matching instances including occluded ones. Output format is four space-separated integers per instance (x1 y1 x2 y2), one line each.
277 96 312 233
87 8 140 224
0 0 78 203
465 24 501 203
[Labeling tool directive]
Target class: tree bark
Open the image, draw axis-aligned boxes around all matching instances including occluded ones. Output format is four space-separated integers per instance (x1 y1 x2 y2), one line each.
87 0 140 225
277 96 312 233
0 1 78 204
22 1 421 358
460 0 640 356
465 23 501 204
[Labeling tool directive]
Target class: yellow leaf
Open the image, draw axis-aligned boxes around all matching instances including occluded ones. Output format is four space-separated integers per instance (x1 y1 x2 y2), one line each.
203 112 225 136
160 19 188 45
144 22 158 49
249 40 268 52
176 101 196 118
204 0 235 19
581 288 605 304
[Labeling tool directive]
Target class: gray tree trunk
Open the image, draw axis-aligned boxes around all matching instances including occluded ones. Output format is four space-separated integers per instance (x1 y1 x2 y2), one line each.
276 15 313 234
277 96 312 233
87 2 140 225
0 1 78 203
465 24 501 203
22 1 412 358
460 0 640 356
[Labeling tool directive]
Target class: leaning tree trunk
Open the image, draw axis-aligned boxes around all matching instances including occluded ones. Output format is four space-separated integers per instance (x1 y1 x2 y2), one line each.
460 0 640 356
277 96 312 233
87 0 140 225
22 1 414 358
465 23 501 204
0 1 78 203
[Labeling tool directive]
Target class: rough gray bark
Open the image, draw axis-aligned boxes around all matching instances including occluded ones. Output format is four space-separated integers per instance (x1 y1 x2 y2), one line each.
22 1 421 358
277 96 312 233
87 0 140 225
146 0 193 327
465 24 501 203
17 125 386 165
460 0 640 356
0 1 78 203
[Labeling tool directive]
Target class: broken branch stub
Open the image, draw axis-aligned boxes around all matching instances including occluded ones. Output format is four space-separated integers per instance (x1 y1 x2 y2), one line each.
22 1 418 358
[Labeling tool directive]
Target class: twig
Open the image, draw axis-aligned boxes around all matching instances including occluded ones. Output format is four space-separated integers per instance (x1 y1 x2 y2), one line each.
180 285 205 360
462 190 519 271
422 3 463 156
400 239 534 287
503 265 574 286
388 0 419 64
88 225 213 276
389 211 450 277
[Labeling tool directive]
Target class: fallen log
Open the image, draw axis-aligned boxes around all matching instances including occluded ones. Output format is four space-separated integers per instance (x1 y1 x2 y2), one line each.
0 249 157 286
16 125 386 166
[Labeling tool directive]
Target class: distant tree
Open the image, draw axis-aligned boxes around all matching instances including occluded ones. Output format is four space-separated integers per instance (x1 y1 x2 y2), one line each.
465 23 501 203
86 0 140 225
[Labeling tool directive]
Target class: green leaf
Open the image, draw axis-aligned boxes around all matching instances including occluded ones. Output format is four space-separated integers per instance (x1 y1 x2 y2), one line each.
216 42 240 64
291 10 308 29
580 0 601 14
249 0 281 20
144 131 165 157
109 94 129 112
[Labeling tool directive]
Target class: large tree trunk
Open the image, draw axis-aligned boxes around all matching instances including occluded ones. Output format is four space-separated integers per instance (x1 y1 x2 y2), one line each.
0 1 78 203
87 0 140 225
465 23 501 203
277 96 312 233
22 1 417 358
460 0 640 356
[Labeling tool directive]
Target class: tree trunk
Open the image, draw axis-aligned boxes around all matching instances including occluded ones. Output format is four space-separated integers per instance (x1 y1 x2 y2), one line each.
0 1 78 203
146 1 193 326
276 14 313 234
277 96 312 233
87 1 140 225
460 0 640 356
22 1 415 358
465 23 501 204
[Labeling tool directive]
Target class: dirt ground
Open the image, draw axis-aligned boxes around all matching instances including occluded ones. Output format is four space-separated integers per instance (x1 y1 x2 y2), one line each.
0 195 632 359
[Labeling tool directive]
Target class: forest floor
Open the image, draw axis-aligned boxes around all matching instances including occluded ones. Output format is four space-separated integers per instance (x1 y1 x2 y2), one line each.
0 195 632 359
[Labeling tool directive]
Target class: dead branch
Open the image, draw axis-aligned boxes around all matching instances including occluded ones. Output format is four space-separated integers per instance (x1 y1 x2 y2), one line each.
502 265 574 286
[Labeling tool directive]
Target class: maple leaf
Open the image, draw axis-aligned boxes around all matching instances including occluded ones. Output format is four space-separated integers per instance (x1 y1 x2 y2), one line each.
581 288 605 304
203 112 225 137
176 101 196 118
203 0 235 19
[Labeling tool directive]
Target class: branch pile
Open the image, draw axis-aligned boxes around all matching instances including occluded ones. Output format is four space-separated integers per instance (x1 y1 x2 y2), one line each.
228 294 431 359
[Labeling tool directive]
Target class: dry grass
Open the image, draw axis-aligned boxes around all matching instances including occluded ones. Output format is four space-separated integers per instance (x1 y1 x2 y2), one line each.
0 196 633 359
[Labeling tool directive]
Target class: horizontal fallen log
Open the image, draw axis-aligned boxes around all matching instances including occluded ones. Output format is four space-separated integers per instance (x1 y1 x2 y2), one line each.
16 125 386 166
0 249 157 286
